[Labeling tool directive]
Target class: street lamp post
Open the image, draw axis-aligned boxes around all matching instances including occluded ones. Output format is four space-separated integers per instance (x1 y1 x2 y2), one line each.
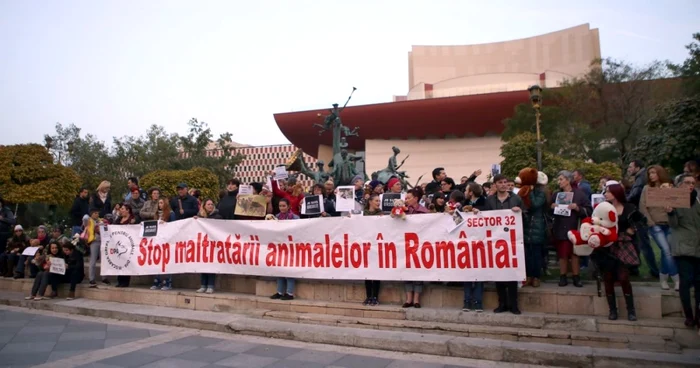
44 135 74 165
528 85 543 171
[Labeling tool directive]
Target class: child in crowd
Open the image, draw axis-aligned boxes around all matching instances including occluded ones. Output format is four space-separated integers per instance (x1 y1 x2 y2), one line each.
271 198 298 300
26 242 62 300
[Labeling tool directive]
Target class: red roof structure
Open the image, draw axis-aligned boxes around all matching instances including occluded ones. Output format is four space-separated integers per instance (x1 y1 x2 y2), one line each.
273 90 529 156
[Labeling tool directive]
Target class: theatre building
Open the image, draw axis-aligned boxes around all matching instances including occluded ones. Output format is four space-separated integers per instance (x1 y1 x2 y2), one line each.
273 24 601 183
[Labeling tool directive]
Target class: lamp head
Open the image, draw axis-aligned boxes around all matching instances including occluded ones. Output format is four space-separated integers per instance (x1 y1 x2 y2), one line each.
528 85 543 109
44 135 53 149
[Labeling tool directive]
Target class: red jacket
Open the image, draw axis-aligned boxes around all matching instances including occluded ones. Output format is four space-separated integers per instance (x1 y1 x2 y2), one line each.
271 180 304 216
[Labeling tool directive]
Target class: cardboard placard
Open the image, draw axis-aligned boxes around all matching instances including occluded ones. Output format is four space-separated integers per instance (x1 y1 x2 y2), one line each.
49 257 66 275
235 195 268 217
22 246 41 256
645 187 691 209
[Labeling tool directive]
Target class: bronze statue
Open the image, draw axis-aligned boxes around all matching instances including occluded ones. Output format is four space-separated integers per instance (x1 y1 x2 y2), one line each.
371 146 424 189
330 149 362 186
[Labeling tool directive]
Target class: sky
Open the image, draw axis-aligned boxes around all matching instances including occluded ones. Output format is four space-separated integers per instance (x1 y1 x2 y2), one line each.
1 0 698 147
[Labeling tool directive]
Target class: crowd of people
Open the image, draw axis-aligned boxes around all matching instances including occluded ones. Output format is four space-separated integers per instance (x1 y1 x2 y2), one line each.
0 160 699 330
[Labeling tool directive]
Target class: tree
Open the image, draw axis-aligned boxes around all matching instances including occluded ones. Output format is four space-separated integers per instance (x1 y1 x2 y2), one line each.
141 167 219 201
668 33 700 96
633 96 700 172
0 144 82 207
500 133 621 189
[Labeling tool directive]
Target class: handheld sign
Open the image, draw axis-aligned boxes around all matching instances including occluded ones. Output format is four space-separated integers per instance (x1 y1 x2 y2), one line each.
49 257 66 275
238 184 253 196
335 186 356 212
301 195 324 215
141 221 158 238
22 246 41 256
554 192 574 217
274 166 289 180
646 187 690 209
380 193 404 213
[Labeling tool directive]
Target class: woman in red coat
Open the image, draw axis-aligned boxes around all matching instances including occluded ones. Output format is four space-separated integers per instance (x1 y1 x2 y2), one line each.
271 177 304 216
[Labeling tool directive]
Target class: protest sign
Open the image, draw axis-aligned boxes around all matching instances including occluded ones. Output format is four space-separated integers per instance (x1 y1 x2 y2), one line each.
49 257 66 275
22 246 41 256
235 195 267 218
238 184 253 196
273 166 288 180
645 187 690 209
142 221 158 237
100 210 525 282
591 194 605 209
335 186 356 212
301 195 324 215
380 193 405 212
554 192 574 217
491 164 501 176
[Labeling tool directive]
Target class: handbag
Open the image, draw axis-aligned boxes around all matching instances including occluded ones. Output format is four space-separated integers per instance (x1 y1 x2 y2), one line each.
610 233 640 266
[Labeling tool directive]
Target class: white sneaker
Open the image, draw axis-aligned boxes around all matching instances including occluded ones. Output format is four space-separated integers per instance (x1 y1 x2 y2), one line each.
672 274 680 292
150 285 159 290
161 285 172 291
196 287 206 293
24 296 33 300
34 297 44 301
660 273 670 290
205 287 214 294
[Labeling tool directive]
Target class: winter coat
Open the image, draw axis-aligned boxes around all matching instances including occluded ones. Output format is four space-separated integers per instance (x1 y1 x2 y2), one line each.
90 192 112 218
127 196 145 220
70 196 90 227
271 181 304 216
218 190 238 220
139 200 159 221
627 169 647 206
170 195 199 220
484 192 523 212
550 189 592 241
669 192 700 258
524 188 548 245
205 209 223 220
6 234 30 253
465 195 488 211
0 206 16 234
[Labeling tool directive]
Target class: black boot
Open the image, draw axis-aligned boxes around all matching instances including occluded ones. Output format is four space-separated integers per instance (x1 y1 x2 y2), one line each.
606 295 618 320
683 306 695 328
507 283 521 315
624 293 637 321
558 275 568 287
572 275 583 288
493 283 508 313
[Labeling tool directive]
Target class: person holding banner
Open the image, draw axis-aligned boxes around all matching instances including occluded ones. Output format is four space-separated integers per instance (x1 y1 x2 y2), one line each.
363 194 383 306
26 241 62 300
270 198 300 301
403 187 428 308
481 174 523 314
114 204 136 288
196 199 223 294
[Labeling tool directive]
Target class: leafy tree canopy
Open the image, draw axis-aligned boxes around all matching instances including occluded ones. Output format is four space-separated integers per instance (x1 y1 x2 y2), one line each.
668 33 700 96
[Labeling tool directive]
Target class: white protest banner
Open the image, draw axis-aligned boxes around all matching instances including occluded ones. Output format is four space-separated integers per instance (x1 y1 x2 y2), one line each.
100 211 525 282
22 246 41 256
238 184 253 196
49 257 66 275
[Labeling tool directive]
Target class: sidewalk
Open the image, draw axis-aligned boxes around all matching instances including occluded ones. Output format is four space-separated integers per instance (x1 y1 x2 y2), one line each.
1 291 698 367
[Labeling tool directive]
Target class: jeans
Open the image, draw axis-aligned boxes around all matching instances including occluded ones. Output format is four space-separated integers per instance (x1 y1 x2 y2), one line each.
463 282 484 304
15 255 29 276
89 241 101 282
636 225 659 276
676 256 700 319
154 276 172 288
649 225 678 276
200 274 216 288
525 243 543 278
31 271 50 297
276 278 295 295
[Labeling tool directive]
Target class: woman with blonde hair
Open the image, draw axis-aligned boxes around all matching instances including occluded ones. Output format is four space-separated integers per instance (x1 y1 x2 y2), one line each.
90 181 112 218
196 198 222 294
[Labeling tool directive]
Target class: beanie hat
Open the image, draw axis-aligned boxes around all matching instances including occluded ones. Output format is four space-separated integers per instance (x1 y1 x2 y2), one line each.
369 180 382 191
387 177 400 191
14 225 23 231
351 175 364 185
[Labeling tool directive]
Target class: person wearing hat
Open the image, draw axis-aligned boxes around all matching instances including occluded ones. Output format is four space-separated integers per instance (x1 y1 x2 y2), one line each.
386 177 403 194
170 183 199 220
1 225 30 278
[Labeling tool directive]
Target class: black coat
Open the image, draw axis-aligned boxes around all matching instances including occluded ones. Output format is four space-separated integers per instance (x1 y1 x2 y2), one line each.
170 195 199 220
90 193 112 218
70 196 90 227
218 190 238 220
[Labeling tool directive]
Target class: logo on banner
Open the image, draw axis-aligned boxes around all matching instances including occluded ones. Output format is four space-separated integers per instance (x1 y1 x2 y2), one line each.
104 230 136 271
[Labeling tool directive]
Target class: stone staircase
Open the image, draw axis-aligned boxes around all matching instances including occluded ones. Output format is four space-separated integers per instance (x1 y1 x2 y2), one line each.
1 272 698 367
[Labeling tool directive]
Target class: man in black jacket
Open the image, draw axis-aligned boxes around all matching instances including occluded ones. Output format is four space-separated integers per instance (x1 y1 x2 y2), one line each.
0 197 15 261
70 187 90 236
218 179 240 220
483 174 524 315
170 183 199 220
425 167 447 195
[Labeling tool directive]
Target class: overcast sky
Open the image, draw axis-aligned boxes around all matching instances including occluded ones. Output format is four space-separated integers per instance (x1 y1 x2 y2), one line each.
1 0 698 147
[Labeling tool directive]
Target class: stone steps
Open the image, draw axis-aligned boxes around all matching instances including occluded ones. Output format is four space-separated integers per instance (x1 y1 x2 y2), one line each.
0 291 698 368
2 277 697 350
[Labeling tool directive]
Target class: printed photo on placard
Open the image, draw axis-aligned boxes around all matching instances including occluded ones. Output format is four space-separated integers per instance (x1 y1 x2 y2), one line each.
141 220 158 237
380 193 404 212
235 195 268 218
554 192 574 217
491 164 501 176
301 195 324 215
335 186 356 212
591 194 605 208
448 210 465 233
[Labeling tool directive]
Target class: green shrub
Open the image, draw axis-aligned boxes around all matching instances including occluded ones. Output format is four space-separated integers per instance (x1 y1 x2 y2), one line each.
141 167 219 202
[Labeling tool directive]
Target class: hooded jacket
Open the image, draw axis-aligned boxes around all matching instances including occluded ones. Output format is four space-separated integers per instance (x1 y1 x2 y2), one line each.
218 190 239 220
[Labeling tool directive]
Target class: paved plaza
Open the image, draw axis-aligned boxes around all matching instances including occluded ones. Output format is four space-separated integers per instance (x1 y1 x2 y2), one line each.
0 306 497 368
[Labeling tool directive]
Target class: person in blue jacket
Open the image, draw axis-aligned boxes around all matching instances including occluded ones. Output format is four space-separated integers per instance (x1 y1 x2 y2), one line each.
169 183 199 220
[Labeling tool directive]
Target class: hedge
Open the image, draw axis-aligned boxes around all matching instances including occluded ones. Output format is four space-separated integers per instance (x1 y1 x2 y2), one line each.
140 167 219 201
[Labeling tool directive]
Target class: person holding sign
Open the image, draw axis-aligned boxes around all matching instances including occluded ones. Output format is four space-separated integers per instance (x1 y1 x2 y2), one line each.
271 172 304 216
639 165 679 291
48 242 84 300
363 194 383 306
195 199 223 294
666 174 700 329
271 198 299 301
550 171 592 288
26 241 63 300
